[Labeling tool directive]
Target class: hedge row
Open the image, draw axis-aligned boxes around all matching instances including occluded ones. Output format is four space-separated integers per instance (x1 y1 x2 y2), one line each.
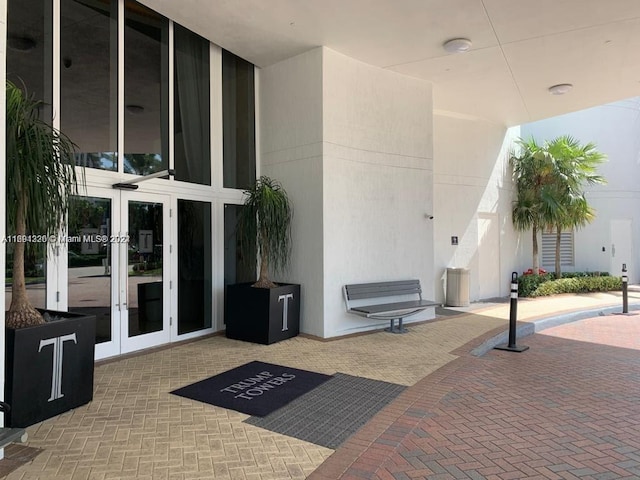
518 272 621 298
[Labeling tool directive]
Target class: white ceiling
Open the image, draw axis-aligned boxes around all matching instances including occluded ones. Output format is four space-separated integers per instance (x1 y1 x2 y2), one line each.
142 0 640 126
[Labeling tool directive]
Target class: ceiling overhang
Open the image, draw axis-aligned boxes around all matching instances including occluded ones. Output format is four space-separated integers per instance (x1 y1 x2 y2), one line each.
141 0 640 126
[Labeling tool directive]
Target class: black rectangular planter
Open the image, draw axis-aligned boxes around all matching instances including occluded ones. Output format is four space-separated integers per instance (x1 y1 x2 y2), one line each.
225 283 300 345
5 311 96 428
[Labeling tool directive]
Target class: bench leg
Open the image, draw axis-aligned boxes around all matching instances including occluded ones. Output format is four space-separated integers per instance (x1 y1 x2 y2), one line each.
384 318 408 334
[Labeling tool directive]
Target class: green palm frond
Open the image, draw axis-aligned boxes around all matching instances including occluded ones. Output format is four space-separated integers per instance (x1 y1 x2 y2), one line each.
510 134 606 274
237 176 292 286
6 80 81 237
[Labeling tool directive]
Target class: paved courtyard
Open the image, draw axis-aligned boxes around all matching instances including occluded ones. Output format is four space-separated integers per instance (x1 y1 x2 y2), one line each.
311 309 640 479
2 290 640 479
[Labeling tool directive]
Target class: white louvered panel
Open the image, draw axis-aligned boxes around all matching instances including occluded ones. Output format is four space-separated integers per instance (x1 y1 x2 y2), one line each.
541 231 574 267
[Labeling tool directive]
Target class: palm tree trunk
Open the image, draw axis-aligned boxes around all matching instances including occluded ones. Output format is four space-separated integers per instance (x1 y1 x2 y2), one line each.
532 224 540 275
6 192 44 328
555 226 562 279
253 238 276 289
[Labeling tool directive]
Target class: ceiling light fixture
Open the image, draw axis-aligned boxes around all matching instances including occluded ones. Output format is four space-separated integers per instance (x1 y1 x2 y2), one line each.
443 38 472 53
548 83 573 95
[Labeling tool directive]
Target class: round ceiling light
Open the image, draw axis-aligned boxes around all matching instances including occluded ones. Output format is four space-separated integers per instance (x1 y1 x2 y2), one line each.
443 38 472 53
548 83 573 95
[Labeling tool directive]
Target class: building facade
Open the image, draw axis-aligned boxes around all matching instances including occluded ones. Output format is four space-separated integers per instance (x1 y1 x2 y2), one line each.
3 0 639 365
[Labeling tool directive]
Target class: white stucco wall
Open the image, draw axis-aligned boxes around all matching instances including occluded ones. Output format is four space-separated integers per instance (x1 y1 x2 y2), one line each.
260 47 435 338
259 48 325 337
433 114 521 303
322 49 434 337
522 98 640 282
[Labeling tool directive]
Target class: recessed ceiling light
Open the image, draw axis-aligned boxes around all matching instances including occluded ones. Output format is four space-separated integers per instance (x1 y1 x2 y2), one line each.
548 83 573 95
443 38 472 53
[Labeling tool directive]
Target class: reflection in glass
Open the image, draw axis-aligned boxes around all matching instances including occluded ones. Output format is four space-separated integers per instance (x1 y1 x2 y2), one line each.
224 204 256 286
6 0 51 312
61 0 118 171
174 24 211 185
7 0 52 115
5 243 47 313
68 196 112 343
178 200 212 334
128 201 163 337
222 50 256 189
124 0 169 175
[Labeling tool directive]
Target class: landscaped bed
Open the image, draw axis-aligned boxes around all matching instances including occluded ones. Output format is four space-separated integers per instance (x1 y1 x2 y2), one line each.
518 271 622 298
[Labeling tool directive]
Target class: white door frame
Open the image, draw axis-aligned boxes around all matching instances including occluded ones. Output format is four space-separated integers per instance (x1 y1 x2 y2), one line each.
66 187 172 359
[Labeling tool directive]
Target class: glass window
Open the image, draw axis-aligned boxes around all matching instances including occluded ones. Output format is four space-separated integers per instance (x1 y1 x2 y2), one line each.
7 0 52 109
178 200 212 334
224 204 256 286
5 243 47 313
6 0 52 311
174 24 211 185
222 50 256 189
124 0 169 175
61 0 118 171
68 196 112 344
128 201 164 337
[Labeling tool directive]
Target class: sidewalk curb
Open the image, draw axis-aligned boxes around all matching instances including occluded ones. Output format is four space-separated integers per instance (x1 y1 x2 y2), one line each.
471 302 640 356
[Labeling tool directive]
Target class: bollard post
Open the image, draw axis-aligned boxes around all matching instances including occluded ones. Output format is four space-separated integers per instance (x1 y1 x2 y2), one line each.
495 272 529 352
622 263 628 314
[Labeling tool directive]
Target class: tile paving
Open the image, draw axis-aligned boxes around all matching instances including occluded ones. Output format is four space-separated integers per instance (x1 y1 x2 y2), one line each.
3 290 640 479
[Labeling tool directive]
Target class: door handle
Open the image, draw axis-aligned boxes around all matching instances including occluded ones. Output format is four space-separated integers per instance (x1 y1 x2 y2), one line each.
612 244 616 257
120 235 129 311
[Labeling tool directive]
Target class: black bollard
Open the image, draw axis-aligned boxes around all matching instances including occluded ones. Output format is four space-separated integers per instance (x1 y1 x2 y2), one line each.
495 271 529 352
622 263 628 314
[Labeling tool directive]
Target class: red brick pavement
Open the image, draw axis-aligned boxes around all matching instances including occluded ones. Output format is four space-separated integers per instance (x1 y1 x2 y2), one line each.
309 313 640 480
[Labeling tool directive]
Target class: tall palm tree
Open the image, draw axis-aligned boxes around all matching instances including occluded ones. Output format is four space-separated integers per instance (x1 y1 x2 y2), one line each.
510 137 560 274
545 136 606 278
5 81 80 328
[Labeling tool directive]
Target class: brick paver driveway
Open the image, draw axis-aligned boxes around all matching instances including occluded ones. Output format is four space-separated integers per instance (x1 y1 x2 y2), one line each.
311 313 640 480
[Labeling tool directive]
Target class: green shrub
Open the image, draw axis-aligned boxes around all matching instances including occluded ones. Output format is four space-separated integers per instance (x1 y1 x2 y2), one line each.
561 271 609 278
530 276 621 297
518 271 615 297
518 273 554 297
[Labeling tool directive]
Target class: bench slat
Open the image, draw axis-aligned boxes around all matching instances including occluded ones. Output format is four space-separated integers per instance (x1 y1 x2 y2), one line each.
345 280 422 300
351 299 438 316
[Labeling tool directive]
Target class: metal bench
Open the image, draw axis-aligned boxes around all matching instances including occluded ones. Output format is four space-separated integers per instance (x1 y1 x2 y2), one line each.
343 280 438 333
0 402 28 449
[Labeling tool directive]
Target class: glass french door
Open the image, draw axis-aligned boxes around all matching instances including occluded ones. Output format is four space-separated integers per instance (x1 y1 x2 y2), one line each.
68 190 170 359
119 194 170 353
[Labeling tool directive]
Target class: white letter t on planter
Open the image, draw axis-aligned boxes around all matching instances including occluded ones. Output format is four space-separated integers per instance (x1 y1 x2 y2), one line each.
39 333 78 401
278 293 294 331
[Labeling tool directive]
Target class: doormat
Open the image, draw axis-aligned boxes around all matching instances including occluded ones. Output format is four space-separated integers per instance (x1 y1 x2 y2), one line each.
245 373 406 449
170 361 332 417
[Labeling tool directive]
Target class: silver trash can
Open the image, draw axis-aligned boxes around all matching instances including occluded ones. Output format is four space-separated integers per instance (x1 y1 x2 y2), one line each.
446 268 470 307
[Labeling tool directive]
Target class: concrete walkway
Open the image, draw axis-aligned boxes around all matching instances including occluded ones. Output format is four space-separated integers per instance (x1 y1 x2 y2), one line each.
3 290 640 479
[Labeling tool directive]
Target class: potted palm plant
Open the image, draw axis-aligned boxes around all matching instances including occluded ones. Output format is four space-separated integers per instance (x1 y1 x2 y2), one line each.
224 176 300 344
4 80 96 427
